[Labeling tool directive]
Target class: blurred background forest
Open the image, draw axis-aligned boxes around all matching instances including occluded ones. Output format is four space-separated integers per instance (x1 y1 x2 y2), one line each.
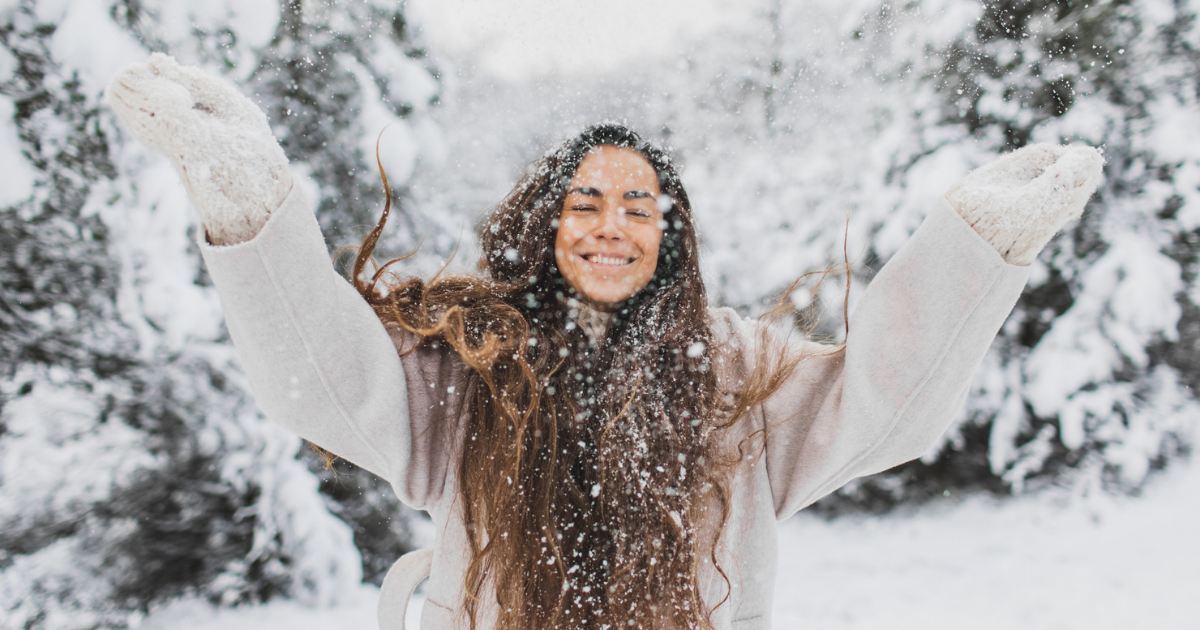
1 0 1197 627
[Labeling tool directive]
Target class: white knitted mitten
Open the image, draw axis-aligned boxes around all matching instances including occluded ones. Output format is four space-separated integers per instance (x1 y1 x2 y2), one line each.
106 53 291 246
945 143 1104 265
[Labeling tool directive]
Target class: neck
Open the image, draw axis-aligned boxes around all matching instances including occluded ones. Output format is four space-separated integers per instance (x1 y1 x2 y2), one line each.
564 296 615 342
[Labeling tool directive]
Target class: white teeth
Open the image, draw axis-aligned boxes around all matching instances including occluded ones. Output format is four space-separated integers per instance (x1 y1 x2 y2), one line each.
585 255 630 266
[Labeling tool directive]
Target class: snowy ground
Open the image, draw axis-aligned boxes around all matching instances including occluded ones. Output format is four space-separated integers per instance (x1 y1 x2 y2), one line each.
137 457 1200 630
772 461 1200 630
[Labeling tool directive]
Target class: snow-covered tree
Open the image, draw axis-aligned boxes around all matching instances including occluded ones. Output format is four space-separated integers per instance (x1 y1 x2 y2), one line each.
823 0 1200 507
0 0 446 625
644 0 1200 508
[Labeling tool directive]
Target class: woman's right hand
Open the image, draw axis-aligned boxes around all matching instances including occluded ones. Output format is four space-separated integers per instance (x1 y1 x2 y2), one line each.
106 53 291 246
944 143 1104 266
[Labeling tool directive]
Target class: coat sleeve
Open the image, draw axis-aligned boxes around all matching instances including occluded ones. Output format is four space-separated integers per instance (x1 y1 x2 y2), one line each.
198 181 461 510
758 197 1032 519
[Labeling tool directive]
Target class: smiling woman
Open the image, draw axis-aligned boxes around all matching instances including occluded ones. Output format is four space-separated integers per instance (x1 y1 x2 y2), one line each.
359 123 755 630
107 53 1103 630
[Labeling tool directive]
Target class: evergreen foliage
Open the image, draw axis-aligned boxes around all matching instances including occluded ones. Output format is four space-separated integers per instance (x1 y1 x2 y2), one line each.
825 0 1200 509
0 0 444 625
646 0 1200 510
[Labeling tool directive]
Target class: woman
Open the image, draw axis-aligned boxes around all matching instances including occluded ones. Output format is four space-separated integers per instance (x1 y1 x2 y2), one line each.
107 54 1102 630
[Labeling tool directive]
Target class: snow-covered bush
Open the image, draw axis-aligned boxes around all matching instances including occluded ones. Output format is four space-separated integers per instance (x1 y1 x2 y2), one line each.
0 0 446 625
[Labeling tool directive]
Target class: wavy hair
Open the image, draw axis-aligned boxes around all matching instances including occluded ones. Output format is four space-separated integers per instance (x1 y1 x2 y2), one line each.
350 123 826 630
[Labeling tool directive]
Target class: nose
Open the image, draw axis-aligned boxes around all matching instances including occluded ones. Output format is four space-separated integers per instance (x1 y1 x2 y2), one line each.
592 206 626 240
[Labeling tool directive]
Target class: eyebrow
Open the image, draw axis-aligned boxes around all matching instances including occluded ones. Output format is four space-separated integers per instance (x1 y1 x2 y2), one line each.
566 187 655 200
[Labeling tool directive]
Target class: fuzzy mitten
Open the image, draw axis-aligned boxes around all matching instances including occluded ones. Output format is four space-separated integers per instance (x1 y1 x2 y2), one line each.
106 53 291 246
945 144 1105 266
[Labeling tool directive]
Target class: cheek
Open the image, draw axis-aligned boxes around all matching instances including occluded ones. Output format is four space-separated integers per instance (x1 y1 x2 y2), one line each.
638 230 664 278
554 218 571 249
559 216 585 239
642 229 664 260
554 221 575 272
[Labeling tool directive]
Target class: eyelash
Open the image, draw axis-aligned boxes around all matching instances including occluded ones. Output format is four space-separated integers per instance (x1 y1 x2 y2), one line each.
570 206 652 218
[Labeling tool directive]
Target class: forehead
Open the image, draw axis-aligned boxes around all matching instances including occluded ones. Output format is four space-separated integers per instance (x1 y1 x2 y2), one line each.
569 145 661 194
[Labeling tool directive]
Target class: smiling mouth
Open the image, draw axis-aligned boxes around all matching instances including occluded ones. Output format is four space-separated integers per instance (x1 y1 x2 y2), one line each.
582 254 635 267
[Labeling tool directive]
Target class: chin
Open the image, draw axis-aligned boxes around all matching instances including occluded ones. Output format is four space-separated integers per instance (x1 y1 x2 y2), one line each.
568 280 622 304
578 290 629 306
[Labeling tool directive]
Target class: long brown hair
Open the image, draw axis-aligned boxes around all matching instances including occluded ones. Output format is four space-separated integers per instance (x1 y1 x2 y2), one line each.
351 124 822 629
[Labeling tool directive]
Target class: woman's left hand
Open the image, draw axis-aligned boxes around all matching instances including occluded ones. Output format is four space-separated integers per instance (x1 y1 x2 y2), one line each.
945 144 1105 265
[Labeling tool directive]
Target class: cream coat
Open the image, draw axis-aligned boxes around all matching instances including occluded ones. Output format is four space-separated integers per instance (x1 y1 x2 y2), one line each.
199 183 1031 629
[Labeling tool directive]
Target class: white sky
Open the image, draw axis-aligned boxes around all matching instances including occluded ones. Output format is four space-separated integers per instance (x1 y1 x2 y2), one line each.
404 0 752 81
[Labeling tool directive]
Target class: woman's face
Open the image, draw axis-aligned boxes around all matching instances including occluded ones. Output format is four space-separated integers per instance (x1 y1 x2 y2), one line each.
555 145 665 307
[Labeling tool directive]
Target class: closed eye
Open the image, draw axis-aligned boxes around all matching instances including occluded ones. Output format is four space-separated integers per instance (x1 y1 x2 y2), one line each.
571 205 598 212
620 205 656 218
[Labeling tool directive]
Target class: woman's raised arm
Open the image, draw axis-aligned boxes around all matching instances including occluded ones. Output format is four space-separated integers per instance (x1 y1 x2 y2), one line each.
756 144 1103 519
106 54 459 509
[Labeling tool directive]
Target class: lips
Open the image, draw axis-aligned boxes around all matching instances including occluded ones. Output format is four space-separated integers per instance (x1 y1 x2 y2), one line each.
581 254 635 267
